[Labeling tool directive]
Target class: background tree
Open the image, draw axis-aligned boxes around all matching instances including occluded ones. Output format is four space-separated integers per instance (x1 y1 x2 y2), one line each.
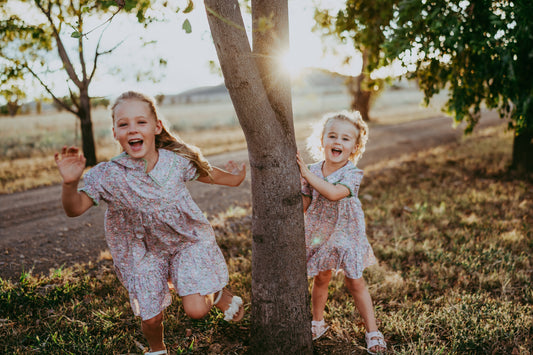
313 0 398 121
0 0 155 166
382 0 532 172
204 0 313 353
0 84 26 116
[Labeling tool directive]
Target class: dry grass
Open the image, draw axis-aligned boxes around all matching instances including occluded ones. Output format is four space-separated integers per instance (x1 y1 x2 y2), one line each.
1 124 531 354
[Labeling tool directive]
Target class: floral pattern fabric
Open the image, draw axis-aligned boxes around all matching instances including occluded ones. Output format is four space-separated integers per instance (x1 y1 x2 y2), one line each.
80 149 228 320
302 161 377 279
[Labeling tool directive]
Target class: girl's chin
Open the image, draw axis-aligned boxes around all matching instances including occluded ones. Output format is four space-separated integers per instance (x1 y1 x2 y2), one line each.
326 156 349 165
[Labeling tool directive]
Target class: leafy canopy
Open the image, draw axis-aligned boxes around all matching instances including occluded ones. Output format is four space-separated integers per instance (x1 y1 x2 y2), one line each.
384 0 533 133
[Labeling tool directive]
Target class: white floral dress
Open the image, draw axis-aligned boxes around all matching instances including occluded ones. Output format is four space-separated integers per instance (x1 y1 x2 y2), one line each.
80 149 228 320
302 161 377 279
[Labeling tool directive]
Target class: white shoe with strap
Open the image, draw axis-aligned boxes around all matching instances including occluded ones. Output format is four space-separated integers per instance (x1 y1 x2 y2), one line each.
365 330 387 354
214 288 244 322
311 319 330 340
144 350 167 355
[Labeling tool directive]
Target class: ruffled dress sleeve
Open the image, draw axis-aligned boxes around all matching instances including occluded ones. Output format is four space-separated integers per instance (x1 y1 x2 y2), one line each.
79 162 114 205
333 164 363 198
179 156 200 182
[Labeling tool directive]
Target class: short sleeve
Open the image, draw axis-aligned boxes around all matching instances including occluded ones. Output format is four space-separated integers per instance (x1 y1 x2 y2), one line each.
180 156 199 182
334 167 363 198
79 162 110 206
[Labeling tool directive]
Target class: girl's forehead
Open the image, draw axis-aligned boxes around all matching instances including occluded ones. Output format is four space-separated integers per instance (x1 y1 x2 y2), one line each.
114 99 153 118
324 119 358 135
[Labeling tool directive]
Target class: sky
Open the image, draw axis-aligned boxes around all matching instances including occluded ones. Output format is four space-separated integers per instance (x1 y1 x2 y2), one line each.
90 0 360 97
5 0 362 100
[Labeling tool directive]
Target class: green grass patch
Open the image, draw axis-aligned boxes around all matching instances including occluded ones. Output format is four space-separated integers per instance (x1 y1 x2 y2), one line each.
1 125 531 354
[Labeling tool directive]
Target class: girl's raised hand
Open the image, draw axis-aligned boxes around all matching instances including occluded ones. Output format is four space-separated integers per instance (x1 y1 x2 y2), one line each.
224 160 246 181
54 146 86 185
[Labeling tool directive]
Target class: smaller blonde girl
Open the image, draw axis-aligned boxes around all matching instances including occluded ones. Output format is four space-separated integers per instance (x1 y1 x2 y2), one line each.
296 111 386 354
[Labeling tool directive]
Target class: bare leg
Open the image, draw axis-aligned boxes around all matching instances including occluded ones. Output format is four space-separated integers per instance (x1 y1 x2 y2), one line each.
141 312 166 352
182 290 244 321
345 277 385 352
182 293 214 319
312 270 332 321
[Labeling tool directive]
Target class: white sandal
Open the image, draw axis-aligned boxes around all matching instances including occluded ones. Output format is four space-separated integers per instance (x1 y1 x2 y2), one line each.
144 350 167 355
365 331 387 354
311 319 330 340
214 289 244 322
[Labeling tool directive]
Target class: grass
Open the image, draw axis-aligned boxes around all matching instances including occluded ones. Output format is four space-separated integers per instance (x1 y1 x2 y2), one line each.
1 124 531 354
0 88 448 194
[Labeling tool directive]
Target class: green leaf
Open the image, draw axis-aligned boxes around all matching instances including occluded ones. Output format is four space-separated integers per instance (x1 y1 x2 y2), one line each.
182 19 192 34
183 0 194 14
71 31 81 38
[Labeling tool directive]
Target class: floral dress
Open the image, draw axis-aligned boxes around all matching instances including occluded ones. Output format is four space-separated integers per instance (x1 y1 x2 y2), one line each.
80 149 228 320
302 161 377 279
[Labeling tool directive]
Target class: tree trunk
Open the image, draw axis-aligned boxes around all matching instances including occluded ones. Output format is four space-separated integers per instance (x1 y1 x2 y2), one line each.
204 1 312 353
511 127 533 173
347 48 372 121
7 101 20 117
348 75 372 121
78 88 97 166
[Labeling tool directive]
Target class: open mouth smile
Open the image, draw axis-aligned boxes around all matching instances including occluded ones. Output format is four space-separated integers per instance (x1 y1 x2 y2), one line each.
331 148 342 157
128 139 144 151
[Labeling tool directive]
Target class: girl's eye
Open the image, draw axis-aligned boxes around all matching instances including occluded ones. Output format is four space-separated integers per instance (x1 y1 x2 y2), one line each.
118 123 127 127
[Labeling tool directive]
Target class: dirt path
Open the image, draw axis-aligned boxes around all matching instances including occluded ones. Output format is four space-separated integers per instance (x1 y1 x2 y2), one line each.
0 112 502 280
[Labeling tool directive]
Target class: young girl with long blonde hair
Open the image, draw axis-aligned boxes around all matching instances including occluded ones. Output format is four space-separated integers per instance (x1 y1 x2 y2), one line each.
55 91 245 355
296 111 386 354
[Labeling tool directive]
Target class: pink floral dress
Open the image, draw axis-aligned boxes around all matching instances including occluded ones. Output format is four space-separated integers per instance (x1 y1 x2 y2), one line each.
80 149 228 320
302 161 377 279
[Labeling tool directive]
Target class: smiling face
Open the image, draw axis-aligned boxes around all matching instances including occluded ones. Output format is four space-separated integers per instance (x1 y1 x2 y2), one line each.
112 99 162 166
321 118 359 167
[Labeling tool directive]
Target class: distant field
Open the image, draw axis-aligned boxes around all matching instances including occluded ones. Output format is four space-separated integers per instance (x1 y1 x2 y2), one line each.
0 88 447 160
0 88 448 193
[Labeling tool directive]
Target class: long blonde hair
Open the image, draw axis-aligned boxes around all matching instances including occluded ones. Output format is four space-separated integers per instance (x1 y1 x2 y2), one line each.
307 110 369 164
111 91 212 177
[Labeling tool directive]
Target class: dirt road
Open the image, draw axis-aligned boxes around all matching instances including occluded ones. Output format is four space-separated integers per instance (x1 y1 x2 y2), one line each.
0 112 502 280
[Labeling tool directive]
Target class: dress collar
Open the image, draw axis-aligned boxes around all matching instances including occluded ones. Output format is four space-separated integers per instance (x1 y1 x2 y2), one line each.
111 149 174 186
320 160 355 179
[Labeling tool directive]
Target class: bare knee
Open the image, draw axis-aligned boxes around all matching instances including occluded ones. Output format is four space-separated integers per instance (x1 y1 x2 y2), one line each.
314 270 332 287
182 294 210 320
345 276 366 294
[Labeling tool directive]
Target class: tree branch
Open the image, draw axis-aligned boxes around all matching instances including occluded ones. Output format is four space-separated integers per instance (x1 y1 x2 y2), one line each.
89 19 124 82
34 0 83 88
23 63 78 115
77 10 88 86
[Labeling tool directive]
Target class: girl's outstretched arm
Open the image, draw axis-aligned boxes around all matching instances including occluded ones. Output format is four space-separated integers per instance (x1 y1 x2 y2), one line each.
54 146 94 217
296 151 350 201
197 160 246 187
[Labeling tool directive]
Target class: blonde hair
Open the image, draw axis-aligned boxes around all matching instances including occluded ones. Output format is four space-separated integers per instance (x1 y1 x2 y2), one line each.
307 110 368 164
111 91 212 177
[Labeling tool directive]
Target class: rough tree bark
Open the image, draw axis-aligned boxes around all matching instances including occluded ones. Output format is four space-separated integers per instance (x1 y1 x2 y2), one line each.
204 0 313 353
